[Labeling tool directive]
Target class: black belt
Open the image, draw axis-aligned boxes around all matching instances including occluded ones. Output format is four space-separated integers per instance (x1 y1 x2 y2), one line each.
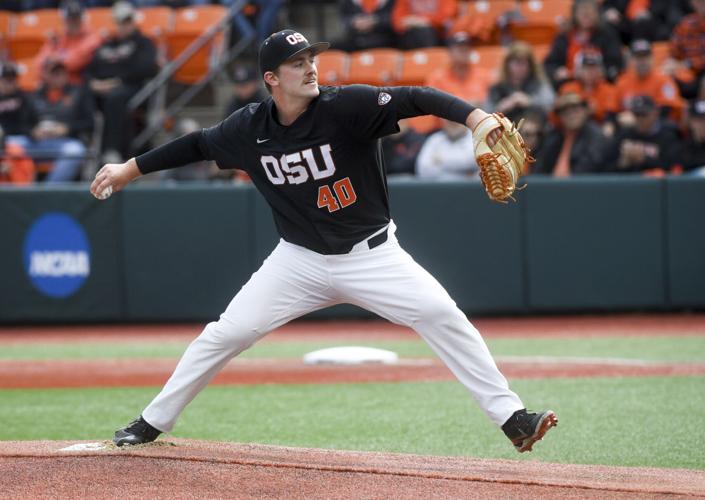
367 228 389 250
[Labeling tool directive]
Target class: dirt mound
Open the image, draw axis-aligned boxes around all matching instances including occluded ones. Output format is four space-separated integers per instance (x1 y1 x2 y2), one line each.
0 440 702 499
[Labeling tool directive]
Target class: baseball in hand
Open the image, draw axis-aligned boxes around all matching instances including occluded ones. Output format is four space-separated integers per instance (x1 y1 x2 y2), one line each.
99 185 113 200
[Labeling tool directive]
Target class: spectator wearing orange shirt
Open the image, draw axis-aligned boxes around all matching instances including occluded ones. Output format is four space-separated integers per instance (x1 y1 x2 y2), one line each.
34 1 105 86
559 51 619 135
0 126 34 184
544 0 624 87
615 39 683 126
666 0 705 98
418 32 493 133
391 0 457 49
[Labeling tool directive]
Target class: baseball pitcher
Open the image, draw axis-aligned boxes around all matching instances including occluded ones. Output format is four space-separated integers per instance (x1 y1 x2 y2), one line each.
91 29 556 453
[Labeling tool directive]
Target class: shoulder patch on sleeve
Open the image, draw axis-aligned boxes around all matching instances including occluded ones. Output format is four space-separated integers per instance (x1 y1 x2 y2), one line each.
378 92 392 105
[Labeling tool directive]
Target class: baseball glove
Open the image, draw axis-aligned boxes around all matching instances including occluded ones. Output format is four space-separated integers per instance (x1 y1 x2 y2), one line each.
472 113 533 203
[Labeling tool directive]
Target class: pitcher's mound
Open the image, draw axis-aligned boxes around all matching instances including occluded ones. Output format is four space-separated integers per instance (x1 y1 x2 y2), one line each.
0 439 702 499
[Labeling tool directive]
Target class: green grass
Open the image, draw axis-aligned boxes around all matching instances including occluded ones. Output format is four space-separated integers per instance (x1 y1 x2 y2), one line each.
2 336 705 363
1 376 703 470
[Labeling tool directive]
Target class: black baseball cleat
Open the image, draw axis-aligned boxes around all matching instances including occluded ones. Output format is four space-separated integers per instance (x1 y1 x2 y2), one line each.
113 415 162 447
501 409 558 453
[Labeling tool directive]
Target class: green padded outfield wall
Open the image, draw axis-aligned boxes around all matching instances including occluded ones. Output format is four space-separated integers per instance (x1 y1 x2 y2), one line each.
120 184 252 321
525 177 666 310
1 177 703 323
666 177 705 307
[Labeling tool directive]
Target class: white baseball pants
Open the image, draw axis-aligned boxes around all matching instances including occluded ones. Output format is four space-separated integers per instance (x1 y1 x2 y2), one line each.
142 222 524 432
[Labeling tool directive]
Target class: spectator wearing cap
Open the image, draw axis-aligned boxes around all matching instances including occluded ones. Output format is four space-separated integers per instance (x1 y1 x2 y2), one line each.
0 125 35 184
666 0 705 99
607 94 680 174
391 0 457 49
558 50 619 135
532 92 611 176
0 62 36 142
544 0 624 88
420 31 493 133
486 41 555 123
33 0 105 86
615 39 684 127
679 99 705 174
87 1 158 164
223 65 267 119
26 58 94 182
336 0 396 52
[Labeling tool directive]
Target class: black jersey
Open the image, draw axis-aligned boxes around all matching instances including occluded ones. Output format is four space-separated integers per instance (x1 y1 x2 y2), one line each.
137 84 474 254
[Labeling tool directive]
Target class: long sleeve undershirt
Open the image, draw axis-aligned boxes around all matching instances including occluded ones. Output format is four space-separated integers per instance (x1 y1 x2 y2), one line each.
136 86 475 174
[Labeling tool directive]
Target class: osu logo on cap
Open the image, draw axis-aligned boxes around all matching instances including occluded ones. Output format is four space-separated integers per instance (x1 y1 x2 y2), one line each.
23 212 91 298
285 32 307 45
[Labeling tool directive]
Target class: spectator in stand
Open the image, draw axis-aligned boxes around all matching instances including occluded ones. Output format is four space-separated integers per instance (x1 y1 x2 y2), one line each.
337 0 396 52
615 39 684 127
138 1 210 6
544 0 624 88
426 31 493 109
34 0 105 87
381 118 426 176
559 50 619 136
519 108 548 165
0 126 35 184
0 62 36 143
600 0 691 43
87 1 158 164
26 59 94 182
607 95 679 174
678 99 705 174
391 0 457 49
416 119 478 180
486 42 555 122
223 65 267 119
666 0 705 99
225 0 286 48
533 92 610 176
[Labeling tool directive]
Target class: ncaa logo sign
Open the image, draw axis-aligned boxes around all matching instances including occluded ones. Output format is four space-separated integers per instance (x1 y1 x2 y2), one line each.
23 212 91 298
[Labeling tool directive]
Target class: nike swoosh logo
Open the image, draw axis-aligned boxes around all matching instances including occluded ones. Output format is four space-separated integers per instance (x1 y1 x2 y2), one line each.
257 138 270 144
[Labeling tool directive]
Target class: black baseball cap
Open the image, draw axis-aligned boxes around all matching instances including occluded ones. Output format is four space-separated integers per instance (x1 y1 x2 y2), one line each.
630 94 656 115
232 65 257 84
576 50 603 67
691 100 705 118
0 62 18 80
61 0 84 20
448 31 471 46
258 29 329 77
630 39 652 55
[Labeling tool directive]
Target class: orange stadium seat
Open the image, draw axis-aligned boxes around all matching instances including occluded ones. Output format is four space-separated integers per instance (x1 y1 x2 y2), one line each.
15 58 39 92
7 9 61 60
346 48 402 86
399 47 450 86
453 0 518 44
315 49 349 85
167 5 227 85
84 7 114 36
510 0 572 45
469 45 505 79
135 6 174 43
